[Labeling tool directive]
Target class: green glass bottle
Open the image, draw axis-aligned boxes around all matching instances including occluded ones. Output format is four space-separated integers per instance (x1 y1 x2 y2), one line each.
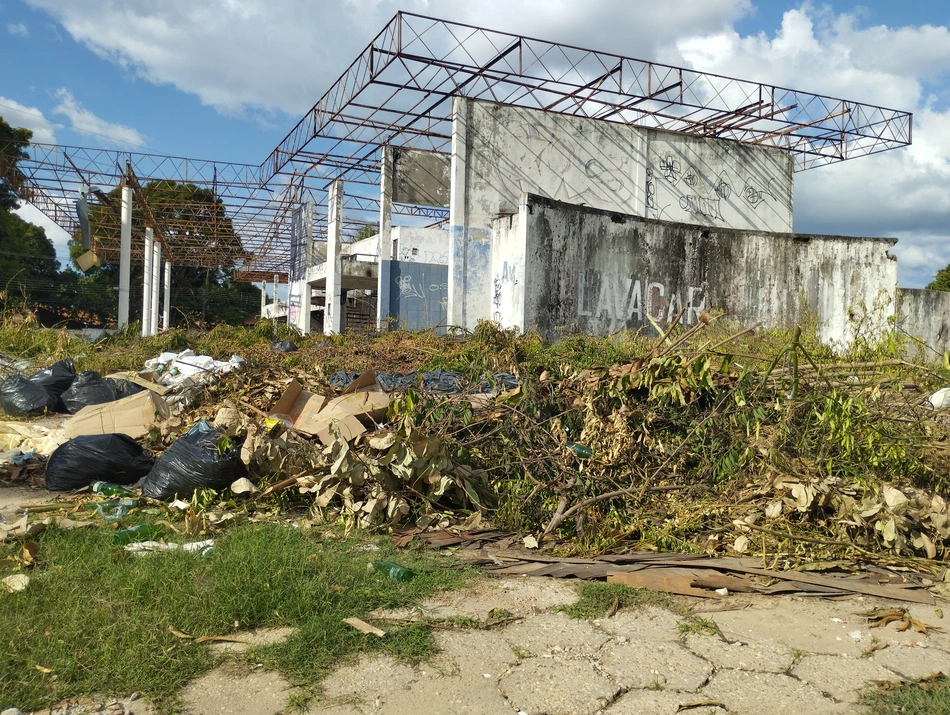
567 442 595 459
113 524 165 545
372 560 414 581
91 481 136 497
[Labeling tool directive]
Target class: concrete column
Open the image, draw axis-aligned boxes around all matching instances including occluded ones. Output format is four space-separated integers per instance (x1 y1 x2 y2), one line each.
273 273 280 315
162 261 171 329
141 227 153 336
260 281 267 316
325 179 344 334
376 145 393 329
150 241 161 335
118 184 132 328
293 279 311 334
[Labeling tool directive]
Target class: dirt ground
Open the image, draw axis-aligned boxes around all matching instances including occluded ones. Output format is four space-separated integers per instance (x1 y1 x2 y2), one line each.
5 486 950 715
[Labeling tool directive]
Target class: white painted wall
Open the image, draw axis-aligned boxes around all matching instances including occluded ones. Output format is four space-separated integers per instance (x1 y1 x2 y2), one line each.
392 226 449 265
489 212 527 330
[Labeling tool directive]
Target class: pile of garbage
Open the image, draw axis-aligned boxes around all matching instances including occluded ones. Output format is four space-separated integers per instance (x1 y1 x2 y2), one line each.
1 325 949 573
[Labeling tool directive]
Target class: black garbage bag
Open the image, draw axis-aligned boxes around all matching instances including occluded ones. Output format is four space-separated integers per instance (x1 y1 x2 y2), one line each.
61 371 117 414
46 434 154 491
142 427 246 501
106 377 144 400
0 374 56 415
27 358 76 402
328 370 361 389
271 340 298 352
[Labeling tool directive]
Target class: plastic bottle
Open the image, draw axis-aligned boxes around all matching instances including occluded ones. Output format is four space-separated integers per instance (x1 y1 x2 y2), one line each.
372 560 415 581
91 481 136 497
113 524 165 545
567 442 595 459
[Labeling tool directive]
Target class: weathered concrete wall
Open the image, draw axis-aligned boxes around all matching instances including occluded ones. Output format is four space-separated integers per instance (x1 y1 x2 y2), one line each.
899 288 950 360
505 194 895 347
490 214 527 329
379 260 448 332
450 98 793 329
645 133 793 231
393 149 451 208
392 226 449 265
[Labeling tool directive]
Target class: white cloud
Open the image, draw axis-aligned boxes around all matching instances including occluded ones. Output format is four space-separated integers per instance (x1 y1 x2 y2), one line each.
51 88 146 148
21 0 950 286
7 22 28 37
0 96 56 143
25 0 752 116
672 7 950 287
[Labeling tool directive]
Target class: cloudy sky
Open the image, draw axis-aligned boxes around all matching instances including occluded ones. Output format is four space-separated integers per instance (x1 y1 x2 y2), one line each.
1 0 949 287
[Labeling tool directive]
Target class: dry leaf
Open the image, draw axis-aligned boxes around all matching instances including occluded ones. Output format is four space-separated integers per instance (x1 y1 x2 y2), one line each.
34 664 53 674
523 535 539 549
168 625 193 639
21 541 38 567
733 535 750 554
1 574 29 593
194 635 248 644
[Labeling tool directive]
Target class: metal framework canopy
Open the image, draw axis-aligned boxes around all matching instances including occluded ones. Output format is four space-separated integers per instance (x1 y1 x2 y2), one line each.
1 12 913 279
264 11 912 184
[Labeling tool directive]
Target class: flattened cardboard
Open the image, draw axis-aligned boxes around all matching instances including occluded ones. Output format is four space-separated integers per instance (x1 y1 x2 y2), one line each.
65 389 170 439
271 373 390 447
106 372 171 396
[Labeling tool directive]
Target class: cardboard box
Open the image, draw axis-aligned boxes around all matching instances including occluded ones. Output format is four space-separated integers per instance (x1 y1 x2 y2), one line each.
270 372 390 447
65 389 170 440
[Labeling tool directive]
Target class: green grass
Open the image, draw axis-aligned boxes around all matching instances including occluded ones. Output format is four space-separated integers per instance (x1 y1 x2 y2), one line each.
553 582 676 620
861 677 950 714
0 521 473 712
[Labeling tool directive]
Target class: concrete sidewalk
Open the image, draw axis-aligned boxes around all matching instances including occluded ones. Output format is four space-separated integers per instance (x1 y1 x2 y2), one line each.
178 577 950 715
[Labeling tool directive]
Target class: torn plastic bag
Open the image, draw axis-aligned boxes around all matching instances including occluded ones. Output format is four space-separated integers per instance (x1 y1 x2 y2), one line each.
0 375 56 415
328 370 361 389
106 377 144 401
61 371 117 414
45 434 155 491
142 426 246 501
27 358 76 402
271 340 298 352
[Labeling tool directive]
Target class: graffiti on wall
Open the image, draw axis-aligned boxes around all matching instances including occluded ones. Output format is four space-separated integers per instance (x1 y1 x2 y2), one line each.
382 261 449 332
645 147 788 229
492 259 520 323
577 270 706 331
398 245 449 265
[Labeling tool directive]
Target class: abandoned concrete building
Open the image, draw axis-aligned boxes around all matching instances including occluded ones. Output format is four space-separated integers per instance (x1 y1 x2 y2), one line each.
11 13 950 358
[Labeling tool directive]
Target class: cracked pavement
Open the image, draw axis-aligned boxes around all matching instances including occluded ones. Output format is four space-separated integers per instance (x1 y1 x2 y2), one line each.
173 576 950 715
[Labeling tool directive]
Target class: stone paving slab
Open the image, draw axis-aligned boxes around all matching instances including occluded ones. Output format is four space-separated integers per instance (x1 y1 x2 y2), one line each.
598 640 712 691
594 606 686 642
792 654 899 702
501 611 609 656
371 668 512 715
867 641 950 680
684 633 794 673
179 666 292 715
319 655 415 701
701 669 848 715
498 657 620 715
604 690 727 715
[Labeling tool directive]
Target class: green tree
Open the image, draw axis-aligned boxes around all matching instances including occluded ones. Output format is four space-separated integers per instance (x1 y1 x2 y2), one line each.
928 265 950 292
70 179 260 327
0 117 59 308
0 116 31 212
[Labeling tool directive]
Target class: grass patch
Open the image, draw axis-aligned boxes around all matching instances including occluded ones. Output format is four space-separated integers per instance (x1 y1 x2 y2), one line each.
0 521 473 711
553 582 675 620
861 677 950 714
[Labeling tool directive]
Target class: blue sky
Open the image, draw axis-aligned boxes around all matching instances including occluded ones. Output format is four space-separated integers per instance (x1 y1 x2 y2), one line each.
2 0 950 287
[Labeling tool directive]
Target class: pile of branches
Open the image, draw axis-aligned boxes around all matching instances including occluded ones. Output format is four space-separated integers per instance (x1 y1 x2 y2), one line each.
299 320 948 566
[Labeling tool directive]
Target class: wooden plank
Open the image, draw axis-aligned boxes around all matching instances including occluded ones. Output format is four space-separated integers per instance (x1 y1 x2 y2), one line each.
608 569 722 598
